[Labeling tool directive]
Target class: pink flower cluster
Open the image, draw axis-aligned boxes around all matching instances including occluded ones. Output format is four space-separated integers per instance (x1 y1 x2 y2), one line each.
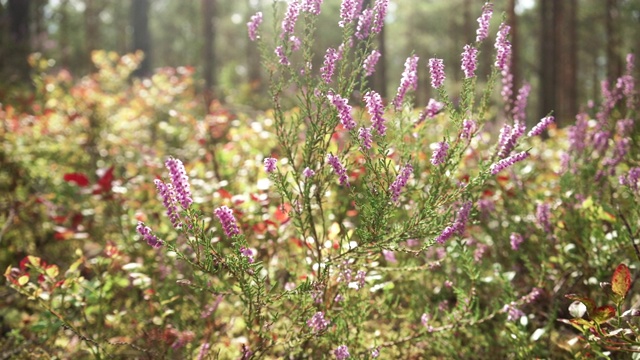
136 222 163 248
247 12 263 41
461 45 478 79
429 58 445 88
389 163 413 203
363 49 381 76
393 55 419 110
214 205 240 237
327 92 356 130
490 151 529 174
363 90 386 135
321 47 341 84
476 2 493 43
528 116 554 137
327 154 350 186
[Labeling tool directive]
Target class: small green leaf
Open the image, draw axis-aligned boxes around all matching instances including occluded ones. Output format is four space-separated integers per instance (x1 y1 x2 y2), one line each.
611 263 631 299
592 305 616 324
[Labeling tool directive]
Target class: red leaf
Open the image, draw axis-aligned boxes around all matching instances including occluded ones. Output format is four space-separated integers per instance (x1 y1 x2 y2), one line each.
612 263 632 299
592 305 616 324
217 189 232 199
64 173 90 187
274 204 291 225
93 166 114 194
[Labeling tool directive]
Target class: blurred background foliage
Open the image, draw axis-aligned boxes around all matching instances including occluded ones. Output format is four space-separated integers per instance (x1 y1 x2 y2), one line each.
1 0 639 125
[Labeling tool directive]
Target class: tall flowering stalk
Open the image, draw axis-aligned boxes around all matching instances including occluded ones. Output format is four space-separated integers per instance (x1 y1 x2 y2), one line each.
461 45 478 79
321 47 341 84
371 0 388 34
214 206 240 237
328 92 356 130
154 179 181 229
393 55 419 110
281 1 301 37
327 154 350 186
247 12 263 41
165 157 193 209
363 90 386 135
431 141 449 166
494 23 511 71
429 58 446 89
389 163 413 203
490 151 529 174
363 49 381 76
136 222 163 248
476 2 493 43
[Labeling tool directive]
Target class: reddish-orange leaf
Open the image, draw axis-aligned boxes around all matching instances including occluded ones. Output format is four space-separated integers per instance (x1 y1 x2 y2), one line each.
592 305 616 324
612 263 631 299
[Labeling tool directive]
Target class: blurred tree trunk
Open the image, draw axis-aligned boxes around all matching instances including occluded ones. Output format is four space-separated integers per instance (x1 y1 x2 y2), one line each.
558 0 578 125
132 0 151 77
606 0 622 79
33 0 46 53
59 0 70 68
202 0 215 107
84 0 101 70
7 0 31 82
539 0 555 124
114 0 128 55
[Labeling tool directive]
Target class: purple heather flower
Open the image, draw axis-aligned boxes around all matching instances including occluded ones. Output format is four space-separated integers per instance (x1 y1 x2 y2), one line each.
497 121 525 158
512 83 531 123
510 232 524 250
327 153 350 186
355 9 373 40
327 92 356 130
503 302 525 322
425 98 444 119
494 23 511 71
301 0 323 15
136 222 163 248
603 138 630 169
197 343 210 360
616 118 634 137
303 167 316 178
371 0 388 34
431 141 449 166
461 45 478 78
528 116 554 137
536 203 552 233
474 243 488 262
214 206 240 237
154 179 181 229
334 345 350 360
476 2 493 43
620 167 640 191
371 347 380 358
239 246 255 263
421 313 434 332
382 249 397 263
334 293 344 302
307 311 330 333
339 0 359 27
593 130 611 154
281 1 301 37
247 12 263 41
363 49 381 77
264 157 277 173
321 47 341 83
568 113 589 152
490 151 529 174
429 58 445 89
393 55 419 110
275 45 290 66
289 36 301 51
364 90 386 135
165 157 193 209
436 225 456 244
453 201 472 234
501 59 514 109
460 119 477 139
358 127 373 150
355 270 366 290
389 163 413 203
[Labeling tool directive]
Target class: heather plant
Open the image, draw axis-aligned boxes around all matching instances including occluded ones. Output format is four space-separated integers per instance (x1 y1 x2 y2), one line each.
93 1 557 357
5 1 640 359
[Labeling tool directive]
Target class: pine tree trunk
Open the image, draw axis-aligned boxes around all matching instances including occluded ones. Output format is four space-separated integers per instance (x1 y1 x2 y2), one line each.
132 0 152 77
202 0 215 107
